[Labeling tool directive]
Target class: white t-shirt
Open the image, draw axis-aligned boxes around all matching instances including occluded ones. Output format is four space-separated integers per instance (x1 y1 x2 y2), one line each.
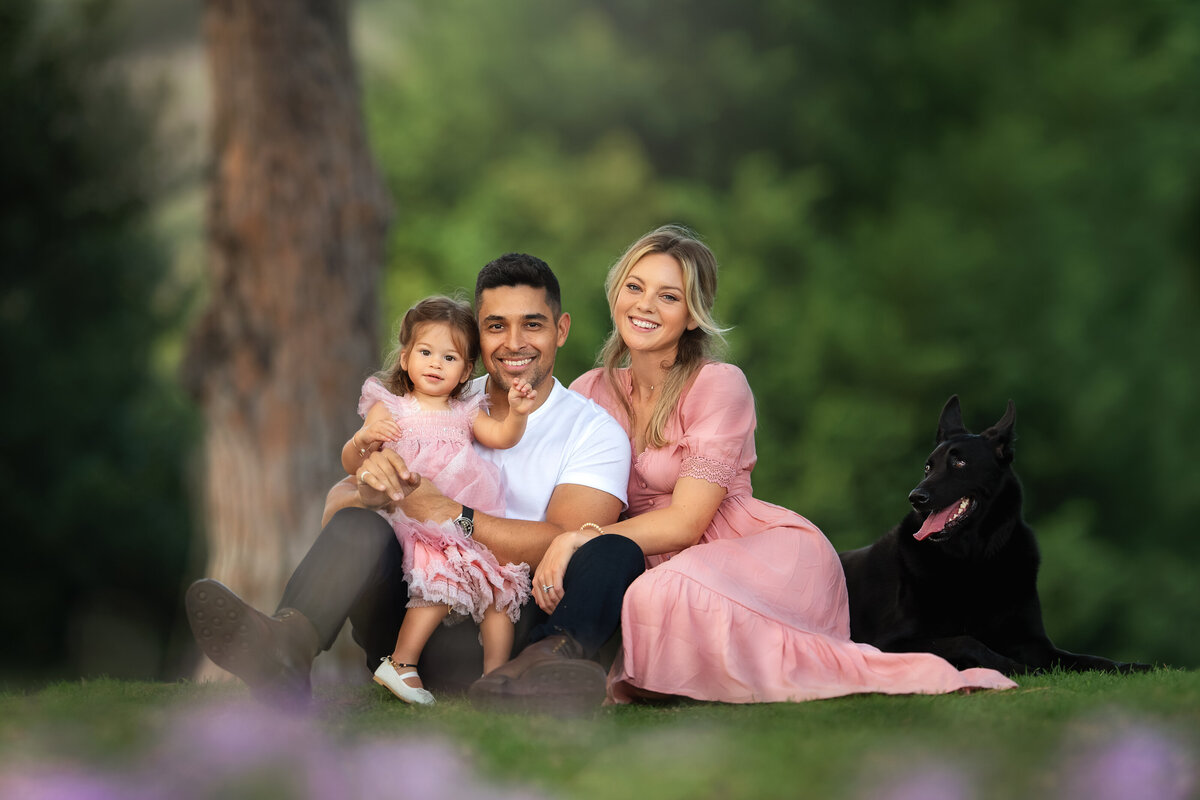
468 375 630 522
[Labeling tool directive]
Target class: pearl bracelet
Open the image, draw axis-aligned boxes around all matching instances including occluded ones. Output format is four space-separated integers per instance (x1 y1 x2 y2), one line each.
579 522 605 536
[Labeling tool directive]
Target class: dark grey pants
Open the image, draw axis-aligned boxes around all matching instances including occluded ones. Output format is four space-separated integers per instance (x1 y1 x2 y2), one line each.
278 507 645 690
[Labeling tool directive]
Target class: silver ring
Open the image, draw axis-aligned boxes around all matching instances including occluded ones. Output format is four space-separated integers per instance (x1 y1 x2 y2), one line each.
359 470 371 484
542 585 554 592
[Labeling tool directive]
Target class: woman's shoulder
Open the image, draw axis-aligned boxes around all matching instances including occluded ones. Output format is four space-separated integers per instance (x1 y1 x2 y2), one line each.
678 362 753 417
568 367 608 397
696 361 745 380
689 361 751 395
675 363 756 440
569 368 630 422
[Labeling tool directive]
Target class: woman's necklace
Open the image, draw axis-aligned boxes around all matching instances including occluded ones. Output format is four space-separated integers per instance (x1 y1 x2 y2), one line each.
631 372 659 396
631 381 658 407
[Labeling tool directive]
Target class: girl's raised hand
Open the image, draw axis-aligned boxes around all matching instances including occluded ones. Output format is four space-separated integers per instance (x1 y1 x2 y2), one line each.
508 378 537 417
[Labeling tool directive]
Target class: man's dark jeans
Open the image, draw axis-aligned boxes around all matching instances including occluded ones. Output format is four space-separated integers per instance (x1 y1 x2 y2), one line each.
278 507 645 690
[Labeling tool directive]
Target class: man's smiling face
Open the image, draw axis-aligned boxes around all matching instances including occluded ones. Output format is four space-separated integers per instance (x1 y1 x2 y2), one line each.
477 284 570 397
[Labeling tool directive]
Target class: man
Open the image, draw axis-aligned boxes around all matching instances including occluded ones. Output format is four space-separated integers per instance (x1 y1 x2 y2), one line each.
186 254 643 711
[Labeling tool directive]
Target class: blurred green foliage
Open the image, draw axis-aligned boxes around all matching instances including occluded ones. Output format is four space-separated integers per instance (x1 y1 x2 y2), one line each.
360 0 1200 666
0 0 196 681
5 0 1196 681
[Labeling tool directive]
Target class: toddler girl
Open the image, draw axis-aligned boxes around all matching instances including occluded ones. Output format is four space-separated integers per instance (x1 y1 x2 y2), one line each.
345 296 534 704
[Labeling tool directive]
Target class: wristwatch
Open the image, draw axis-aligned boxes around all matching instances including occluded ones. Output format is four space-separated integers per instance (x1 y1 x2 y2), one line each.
453 505 475 538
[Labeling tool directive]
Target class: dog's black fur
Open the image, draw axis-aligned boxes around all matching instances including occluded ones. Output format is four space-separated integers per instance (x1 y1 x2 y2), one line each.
838 395 1148 675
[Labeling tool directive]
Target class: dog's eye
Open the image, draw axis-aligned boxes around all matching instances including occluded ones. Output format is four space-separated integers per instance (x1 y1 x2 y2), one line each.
924 463 932 475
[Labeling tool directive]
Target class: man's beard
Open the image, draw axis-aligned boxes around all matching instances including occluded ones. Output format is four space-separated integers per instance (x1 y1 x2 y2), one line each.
486 354 550 395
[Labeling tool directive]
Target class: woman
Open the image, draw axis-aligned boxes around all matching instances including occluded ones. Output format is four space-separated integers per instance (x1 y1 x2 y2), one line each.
538 224 1017 703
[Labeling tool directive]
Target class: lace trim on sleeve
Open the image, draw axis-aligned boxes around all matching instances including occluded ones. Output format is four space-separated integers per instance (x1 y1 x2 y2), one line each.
358 376 396 419
680 455 738 489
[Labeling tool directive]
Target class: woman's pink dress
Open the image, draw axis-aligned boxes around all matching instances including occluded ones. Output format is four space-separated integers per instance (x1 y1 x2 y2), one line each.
359 378 530 624
570 364 1016 703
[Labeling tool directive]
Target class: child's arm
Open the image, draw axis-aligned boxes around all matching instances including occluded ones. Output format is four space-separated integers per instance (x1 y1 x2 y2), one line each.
342 402 403 474
471 378 537 450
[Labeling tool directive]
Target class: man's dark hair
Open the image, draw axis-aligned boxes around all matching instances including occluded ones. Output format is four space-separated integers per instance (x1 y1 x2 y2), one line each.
475 253 562 318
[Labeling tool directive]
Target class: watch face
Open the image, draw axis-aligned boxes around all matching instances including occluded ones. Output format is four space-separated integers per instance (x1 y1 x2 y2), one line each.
456 517 474 537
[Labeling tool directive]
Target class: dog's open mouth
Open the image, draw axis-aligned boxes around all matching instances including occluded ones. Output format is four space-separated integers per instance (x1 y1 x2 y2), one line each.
913 497 974 542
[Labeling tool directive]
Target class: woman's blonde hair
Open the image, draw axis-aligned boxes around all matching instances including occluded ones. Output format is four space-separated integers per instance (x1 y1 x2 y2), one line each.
599 224 729 448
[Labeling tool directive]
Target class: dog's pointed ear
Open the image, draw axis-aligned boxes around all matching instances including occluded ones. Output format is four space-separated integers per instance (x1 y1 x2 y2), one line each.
982 400 1016 463
935 395 968 443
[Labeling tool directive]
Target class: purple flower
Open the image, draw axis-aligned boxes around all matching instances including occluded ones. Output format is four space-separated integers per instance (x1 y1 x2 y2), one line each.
0 767 129 800
139 702 341 798
0 700 552 799
865 763 975 800
347 739 548 799
1062 723 1196 800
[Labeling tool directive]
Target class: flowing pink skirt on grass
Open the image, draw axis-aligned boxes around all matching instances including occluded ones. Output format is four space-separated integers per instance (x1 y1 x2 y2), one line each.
608 522 1017 704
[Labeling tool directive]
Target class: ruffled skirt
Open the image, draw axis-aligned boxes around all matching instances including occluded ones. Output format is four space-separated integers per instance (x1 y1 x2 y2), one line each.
381 509 530 624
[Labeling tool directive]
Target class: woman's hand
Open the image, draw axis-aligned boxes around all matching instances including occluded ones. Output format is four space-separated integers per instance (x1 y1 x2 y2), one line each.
356 448 420 506
532 529 592 614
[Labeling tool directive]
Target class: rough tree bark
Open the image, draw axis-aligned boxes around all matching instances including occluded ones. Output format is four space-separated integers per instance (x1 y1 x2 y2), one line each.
184 0 391 682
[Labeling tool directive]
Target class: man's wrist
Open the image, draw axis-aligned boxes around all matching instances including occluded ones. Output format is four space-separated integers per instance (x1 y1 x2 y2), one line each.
364 494 394 512
356 482 394 512
453 505 475 538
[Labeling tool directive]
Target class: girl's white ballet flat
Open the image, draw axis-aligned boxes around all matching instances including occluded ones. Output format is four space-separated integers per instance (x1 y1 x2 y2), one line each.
373 657 435 705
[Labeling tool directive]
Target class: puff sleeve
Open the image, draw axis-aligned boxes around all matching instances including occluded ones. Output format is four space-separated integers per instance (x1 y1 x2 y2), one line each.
358 376 397 419
677 362 757 489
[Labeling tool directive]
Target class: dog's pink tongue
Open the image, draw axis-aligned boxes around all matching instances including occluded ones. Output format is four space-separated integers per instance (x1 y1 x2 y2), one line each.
914 504 958 541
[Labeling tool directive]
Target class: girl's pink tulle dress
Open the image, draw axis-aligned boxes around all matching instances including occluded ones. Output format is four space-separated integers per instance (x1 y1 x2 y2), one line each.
571 364 1017 703
359 378 530 624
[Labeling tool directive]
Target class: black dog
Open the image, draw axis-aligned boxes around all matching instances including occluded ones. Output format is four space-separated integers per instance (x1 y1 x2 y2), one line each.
838 395 1148 675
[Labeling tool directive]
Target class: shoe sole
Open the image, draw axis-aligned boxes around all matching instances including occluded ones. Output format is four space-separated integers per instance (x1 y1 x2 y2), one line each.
185 579 275 686
469 659 607 715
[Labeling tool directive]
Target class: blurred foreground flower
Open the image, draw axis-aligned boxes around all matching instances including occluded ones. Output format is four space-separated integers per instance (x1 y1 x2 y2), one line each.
1061 719 1196 800
852 715 1196 800
0 701 549 800
861 761 975 800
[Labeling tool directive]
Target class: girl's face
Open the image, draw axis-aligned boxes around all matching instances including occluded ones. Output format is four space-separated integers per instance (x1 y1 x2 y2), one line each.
613 252 698 360
399 322 473 398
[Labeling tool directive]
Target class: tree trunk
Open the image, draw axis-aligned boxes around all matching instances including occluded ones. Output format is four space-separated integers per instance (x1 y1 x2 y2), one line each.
185 0 391 682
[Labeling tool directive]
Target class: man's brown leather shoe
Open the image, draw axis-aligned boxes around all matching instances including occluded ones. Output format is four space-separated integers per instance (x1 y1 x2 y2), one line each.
186 579 319 706
468 633 606 714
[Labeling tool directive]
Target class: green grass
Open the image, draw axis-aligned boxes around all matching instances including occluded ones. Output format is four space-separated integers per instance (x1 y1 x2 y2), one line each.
2 669 1197 799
